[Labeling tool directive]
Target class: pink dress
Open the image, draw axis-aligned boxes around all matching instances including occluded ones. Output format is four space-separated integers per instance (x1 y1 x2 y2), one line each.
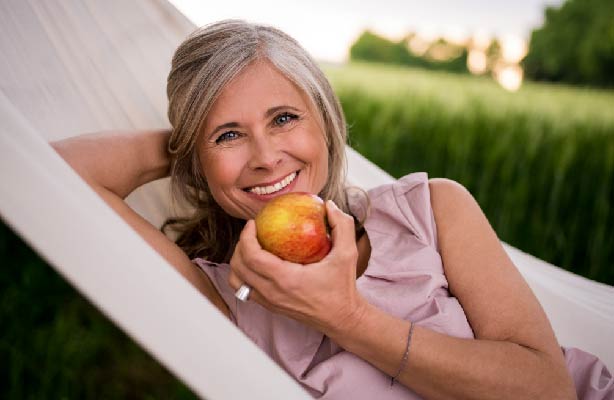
193 172 613 399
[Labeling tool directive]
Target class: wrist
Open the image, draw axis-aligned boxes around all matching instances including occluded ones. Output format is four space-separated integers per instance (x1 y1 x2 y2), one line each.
325 295 371 346
135 129 172 186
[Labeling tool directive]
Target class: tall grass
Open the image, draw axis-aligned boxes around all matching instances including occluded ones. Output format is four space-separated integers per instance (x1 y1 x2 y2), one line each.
325 62 614 285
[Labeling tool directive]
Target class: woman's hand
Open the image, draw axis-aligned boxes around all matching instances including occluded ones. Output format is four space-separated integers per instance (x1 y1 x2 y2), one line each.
228 200 368 335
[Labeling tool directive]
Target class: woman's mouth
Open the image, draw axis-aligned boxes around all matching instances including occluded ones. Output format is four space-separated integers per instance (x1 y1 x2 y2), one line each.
244 171 299 198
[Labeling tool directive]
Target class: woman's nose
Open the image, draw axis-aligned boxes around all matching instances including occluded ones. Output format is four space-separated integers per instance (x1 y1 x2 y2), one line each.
247 134 283 170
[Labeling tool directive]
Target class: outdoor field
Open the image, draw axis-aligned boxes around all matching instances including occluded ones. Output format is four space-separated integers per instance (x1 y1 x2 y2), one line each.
2 61 613 398
326 61 614 286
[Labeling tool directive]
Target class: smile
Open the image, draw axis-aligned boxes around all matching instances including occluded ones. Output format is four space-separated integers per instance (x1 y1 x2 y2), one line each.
248 171 298 195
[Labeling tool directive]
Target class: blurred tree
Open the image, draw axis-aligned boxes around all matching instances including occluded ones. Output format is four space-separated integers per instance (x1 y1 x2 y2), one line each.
485 39 502 72
424 38 469 73
522 0 614 87
349 30 414 66
350 31 468 73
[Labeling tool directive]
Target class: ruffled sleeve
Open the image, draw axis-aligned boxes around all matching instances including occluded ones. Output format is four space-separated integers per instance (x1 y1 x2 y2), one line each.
351 172 474 339
362 172 439 248
563 347 614 399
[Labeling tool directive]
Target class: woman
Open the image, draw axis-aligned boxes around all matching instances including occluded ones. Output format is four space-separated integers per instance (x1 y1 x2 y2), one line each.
52 20 612 399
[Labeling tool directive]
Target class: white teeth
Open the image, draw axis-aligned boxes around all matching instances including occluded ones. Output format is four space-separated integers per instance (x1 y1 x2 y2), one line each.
249 171 297 195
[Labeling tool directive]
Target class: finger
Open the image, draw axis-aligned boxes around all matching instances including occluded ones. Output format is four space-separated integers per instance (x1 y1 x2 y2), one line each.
227 271 268 306
241 219 294 277
233 221 273 279
239 287 271 308
325 200 357 253
229 257 271 306
239 219 259 248
228 269 242 291
229 260 281 310
230 244 271 290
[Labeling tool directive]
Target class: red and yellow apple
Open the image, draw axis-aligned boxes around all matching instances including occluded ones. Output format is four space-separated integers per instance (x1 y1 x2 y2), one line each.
255 192 331 264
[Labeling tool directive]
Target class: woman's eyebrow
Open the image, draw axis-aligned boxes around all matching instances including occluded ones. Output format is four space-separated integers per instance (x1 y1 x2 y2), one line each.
264 105 301 118
208 105 302 139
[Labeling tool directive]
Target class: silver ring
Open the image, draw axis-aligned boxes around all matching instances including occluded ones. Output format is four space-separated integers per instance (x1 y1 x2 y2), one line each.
235 284 251 302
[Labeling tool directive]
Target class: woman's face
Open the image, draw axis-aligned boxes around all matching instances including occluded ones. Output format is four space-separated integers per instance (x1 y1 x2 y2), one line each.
198 60 329 220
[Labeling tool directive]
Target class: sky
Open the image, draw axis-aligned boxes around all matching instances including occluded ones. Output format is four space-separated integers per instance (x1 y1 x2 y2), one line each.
169 0 565 63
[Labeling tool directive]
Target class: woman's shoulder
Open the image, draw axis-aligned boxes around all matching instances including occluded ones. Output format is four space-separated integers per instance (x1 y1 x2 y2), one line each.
427 177 472 201
361 172 469 202
365 172 429 197
427 177 484 242
375 173 475 223
350 173 475 248
349 172 436 247
374 173 468 197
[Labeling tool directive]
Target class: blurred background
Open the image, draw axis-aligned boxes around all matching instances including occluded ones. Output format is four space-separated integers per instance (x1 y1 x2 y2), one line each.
2 0 613 398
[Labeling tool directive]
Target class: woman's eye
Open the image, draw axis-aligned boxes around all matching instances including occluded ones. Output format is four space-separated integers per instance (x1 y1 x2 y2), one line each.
215 131 240 144
274 112 298 126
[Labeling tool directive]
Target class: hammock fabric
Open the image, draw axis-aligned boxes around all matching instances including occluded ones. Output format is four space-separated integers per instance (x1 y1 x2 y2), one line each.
1 0 612 398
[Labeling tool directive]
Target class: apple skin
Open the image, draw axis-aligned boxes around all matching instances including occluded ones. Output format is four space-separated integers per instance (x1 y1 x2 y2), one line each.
255 192 331 264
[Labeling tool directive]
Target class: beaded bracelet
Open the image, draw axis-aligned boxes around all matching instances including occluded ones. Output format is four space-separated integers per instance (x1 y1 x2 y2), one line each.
390 321 415 386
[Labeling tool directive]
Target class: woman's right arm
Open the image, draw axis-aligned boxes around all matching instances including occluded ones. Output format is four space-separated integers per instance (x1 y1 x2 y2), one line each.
50 130 232 319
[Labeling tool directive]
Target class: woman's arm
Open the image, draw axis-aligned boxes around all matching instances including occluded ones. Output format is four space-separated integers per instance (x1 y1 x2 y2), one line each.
50 130 170 199
227 181 576 399
50 130 232 318
326 179 576 399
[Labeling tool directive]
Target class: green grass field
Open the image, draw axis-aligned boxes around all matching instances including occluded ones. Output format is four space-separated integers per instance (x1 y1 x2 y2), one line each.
325 61 614 126
325 62 614 285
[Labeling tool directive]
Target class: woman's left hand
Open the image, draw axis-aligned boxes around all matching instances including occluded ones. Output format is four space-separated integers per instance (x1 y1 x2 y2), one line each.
228 200 367 335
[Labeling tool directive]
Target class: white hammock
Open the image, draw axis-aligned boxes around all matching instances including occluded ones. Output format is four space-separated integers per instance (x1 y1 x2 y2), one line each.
1 1 612 398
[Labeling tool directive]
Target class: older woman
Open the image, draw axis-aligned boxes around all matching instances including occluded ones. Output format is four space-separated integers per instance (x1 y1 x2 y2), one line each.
52 20 611 399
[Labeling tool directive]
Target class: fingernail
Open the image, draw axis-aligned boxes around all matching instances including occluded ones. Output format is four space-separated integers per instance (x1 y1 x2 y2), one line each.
327 200 338 210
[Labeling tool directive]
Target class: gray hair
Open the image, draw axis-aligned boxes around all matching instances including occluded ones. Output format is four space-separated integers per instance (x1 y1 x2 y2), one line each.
163 19 351 262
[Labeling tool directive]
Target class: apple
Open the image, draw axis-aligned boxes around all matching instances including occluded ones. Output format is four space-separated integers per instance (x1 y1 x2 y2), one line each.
255 192 331 264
